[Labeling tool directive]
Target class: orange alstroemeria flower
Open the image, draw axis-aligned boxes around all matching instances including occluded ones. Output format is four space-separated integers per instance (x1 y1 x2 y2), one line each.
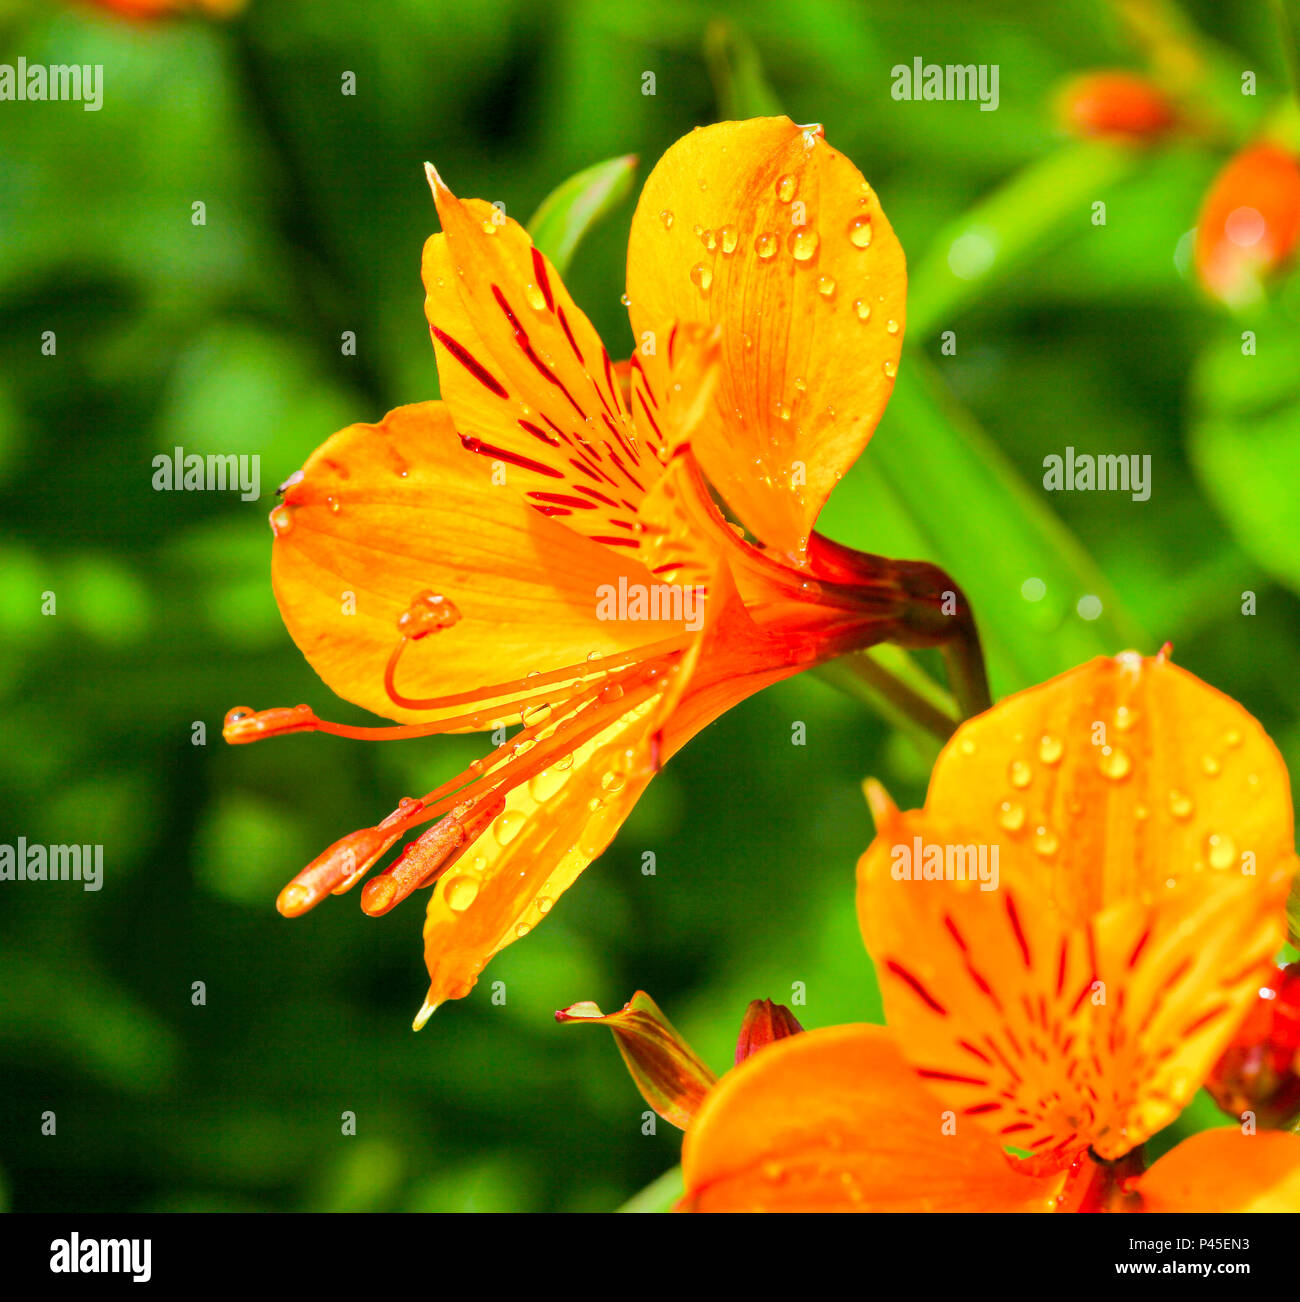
1055 70 1178 142
1195 142 1300 306
81 0 244 18
670 653 1300 1210
226 118 983 1025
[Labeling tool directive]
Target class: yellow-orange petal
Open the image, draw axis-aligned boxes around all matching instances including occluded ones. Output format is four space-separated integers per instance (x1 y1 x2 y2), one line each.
681 1024 1067 1211
924 652 1297 923
626 117 906 557
1195 142 1300 306
415 558 780 1011
1136 1130 1300 1211
858 654 1296 1163
421 171 659 548
270 402 695 725
1055 71 1177 141
556 991 717 1130
859 811 1288 1164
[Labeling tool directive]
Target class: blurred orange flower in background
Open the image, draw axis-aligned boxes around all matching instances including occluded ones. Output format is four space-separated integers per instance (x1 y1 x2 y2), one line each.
1194 142 1300 307
81 0 245 18
1055 70 1178 141
586 653 1300 1211
226 118 986 1024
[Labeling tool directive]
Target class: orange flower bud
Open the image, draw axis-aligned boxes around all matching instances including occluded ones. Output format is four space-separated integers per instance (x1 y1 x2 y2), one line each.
1205 964 1300 1130
1056 71 1177 141
1195 143 1300 305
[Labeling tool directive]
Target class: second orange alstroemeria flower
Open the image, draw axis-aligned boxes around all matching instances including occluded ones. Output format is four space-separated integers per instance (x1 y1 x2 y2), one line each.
226 118 982 1024
671 652 1300 1210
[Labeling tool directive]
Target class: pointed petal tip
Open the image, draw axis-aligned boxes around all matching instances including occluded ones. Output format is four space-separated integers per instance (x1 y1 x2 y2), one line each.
412 996 439 1031
423 161 448 198
861 778 897 829
555 1000 606 1022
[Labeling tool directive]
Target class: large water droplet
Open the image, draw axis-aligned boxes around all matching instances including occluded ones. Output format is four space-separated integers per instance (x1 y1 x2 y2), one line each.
1038 735 1063 765
445 876 480 912
788 229 819 262
1098 748 1131 780
755 232 778 259
1206 832 1237 870
847 216 873 248
817 275 836 299
1008 759 1033 789
689 262 713 293
775 173 797 203
494 810 525 845
853 299 871 321
719 225 738 254
998 800 1025 831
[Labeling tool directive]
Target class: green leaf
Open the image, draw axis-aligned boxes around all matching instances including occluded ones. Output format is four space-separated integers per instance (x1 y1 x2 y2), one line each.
1189 318 1300 597
907 142 1141 340
617 1165 684 1213
818 356 1147 696
704 20 784 120
527 154 638 278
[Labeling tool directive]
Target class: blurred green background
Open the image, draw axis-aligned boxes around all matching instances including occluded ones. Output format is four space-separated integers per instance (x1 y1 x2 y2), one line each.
1 0 1298 1211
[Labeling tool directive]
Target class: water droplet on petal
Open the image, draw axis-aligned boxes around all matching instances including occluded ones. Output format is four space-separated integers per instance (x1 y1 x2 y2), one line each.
1099 748 1131 780
1201 754 1220 777
788 229 819 261
775 173 797 203
1008 759 1033 789
524 282 547 311
720 225 738 254
445 876 480 912
1033 826 1059 857
1038 735 1063 765
755 232 778 260
659 209 674 230
1206 833 1236 870
998 800 1026 831
817 275 836 298
1168 789 1194 819
494 810 525 845
690 262 713 293
848 216 873 248
853 299 871 321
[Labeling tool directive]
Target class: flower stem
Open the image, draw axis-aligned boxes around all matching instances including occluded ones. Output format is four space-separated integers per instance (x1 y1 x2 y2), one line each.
942 613 993 721
819 648 957 746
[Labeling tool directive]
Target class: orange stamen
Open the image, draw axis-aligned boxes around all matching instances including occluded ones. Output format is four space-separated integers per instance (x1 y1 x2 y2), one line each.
275 823 407 917
360 795 505 916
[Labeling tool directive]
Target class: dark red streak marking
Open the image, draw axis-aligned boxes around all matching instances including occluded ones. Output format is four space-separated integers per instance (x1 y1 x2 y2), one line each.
885 960 947 1015
431 325 508 398
459 433 564 479
530 247 554 312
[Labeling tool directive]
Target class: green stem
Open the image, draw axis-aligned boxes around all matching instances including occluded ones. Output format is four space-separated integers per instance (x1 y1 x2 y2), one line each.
817 649 957 745
1274 0 1300 106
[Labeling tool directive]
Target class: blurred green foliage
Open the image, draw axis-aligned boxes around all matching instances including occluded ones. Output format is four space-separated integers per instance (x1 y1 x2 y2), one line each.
1 0 1298 1212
